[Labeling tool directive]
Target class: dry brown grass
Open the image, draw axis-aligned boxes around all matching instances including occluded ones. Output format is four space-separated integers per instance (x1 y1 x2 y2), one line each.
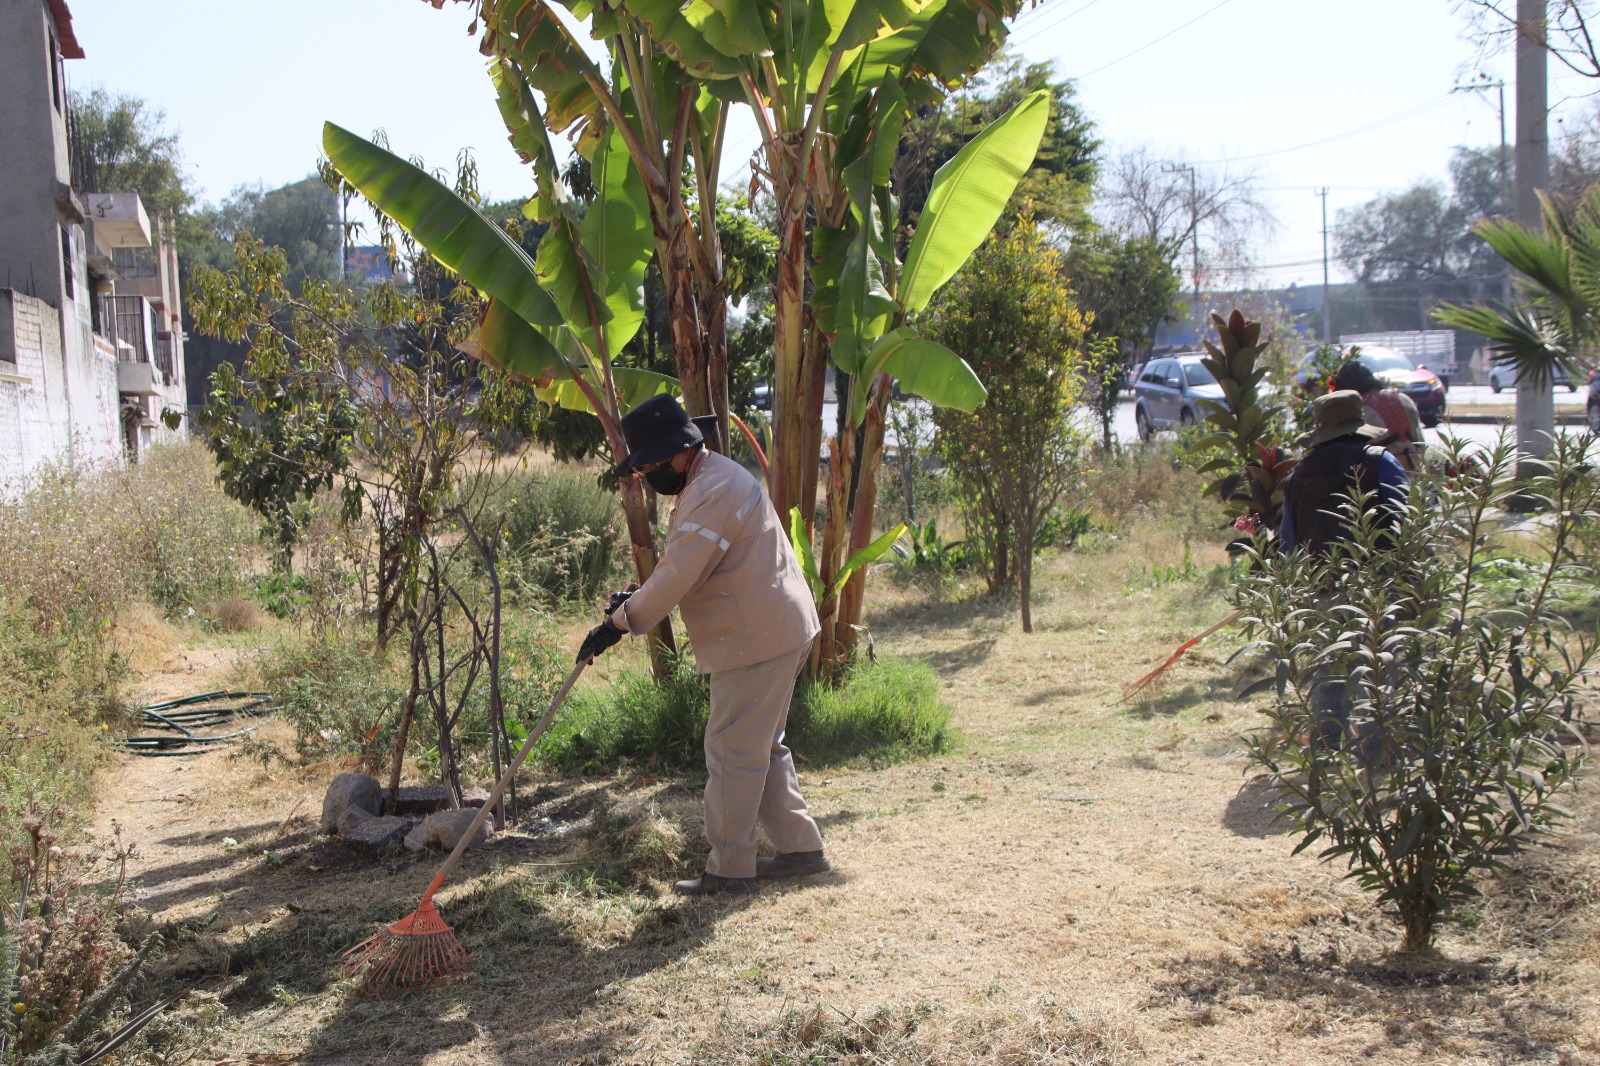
205 593 263 634
86 473 1600 1065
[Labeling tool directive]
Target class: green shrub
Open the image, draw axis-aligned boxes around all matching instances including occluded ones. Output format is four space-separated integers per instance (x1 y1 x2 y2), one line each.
250 572 311 619
891 518 968 578
538 655 951 773
484 469 624 607
264 629 404 760
788 657 951 766
1236 432 1591 952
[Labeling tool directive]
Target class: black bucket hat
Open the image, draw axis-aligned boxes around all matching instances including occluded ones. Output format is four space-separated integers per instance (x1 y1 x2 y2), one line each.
614 394 703 475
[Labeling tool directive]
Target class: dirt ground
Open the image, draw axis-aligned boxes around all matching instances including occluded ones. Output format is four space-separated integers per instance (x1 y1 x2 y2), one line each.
91 537 1600 1065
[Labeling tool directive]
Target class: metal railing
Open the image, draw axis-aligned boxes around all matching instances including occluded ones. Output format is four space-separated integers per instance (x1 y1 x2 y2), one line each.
97 294 152 364
153 334 175 378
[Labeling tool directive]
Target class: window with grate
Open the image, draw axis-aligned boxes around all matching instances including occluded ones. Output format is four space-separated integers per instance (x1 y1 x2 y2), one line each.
60 227 73 300
112 246 159 278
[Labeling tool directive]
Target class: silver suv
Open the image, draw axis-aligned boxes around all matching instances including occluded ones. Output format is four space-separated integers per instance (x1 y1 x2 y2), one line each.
1133 355 1228 441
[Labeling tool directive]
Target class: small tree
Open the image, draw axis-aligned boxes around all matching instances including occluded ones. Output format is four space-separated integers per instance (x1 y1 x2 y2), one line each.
193 215 517 646
1067 228 1181 451
927 221 1090 632
1235 431 1592 952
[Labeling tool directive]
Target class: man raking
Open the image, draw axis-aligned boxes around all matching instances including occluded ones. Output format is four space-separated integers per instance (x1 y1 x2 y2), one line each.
578 395 830 897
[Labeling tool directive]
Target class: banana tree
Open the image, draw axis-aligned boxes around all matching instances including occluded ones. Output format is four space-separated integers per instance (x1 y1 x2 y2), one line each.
626 0 1029 673
453 0 740 451
323 109 686 677
635 0 1026 529
812 86 1048 666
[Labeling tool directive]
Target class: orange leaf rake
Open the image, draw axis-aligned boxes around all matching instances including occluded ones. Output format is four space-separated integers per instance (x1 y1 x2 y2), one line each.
1120 609 1246 703
342 657 588 996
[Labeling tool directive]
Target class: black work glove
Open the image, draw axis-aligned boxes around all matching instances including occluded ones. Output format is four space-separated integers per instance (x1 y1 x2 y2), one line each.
577 617 625 663
607 583 638 614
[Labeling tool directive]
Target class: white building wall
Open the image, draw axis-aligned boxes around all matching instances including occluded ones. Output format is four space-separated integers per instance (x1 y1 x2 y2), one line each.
0 289 122 489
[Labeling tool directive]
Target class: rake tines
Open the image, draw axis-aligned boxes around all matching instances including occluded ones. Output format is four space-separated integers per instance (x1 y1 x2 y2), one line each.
342 893 471 996
339 659 589 997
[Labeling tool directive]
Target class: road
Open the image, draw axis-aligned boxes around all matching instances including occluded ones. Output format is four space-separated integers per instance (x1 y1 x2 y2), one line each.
1110 388 1594 453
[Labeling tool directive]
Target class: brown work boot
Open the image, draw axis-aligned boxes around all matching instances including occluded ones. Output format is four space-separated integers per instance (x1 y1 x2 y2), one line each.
756 849 831 880
672 872 760 897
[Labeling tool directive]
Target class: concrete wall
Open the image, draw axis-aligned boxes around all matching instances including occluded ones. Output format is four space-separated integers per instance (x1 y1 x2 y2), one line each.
0 289 122 488
0 1 73 306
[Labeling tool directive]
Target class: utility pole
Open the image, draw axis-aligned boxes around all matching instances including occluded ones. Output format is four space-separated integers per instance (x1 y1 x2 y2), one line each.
1319 187 1331 343
1515 0 1551 467
1162 162 1200 338
1454 75 1512 305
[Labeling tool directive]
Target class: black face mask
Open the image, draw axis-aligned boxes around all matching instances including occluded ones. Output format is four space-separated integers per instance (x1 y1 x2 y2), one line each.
645 463 688 496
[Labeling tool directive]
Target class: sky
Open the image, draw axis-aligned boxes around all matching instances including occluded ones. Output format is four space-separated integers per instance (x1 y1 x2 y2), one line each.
60 0 1600 288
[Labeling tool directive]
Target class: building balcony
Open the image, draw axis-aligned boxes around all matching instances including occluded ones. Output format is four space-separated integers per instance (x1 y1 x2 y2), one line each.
117 359 159 397
97 293 175 385
84 193 151 251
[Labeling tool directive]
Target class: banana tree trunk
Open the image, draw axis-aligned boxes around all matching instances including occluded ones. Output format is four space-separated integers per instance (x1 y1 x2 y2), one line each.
660 220 713 421
620 476 678 679
815 423 853 680
699 284 730 453
771 202 810 520
836 373 891 660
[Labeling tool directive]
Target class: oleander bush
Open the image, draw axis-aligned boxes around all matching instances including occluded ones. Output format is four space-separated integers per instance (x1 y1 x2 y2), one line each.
1235 432 1592 952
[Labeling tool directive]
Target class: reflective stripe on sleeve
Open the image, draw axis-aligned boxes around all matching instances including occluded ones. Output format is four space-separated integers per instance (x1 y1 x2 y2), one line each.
735 481 764 522
680 521 730 552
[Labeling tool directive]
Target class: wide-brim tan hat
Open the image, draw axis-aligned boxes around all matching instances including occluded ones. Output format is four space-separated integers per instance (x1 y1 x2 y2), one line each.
1299 389 1388 449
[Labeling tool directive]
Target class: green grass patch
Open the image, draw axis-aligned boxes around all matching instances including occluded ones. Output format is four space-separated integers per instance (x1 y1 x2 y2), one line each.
788 657 952 767
536 656 951 773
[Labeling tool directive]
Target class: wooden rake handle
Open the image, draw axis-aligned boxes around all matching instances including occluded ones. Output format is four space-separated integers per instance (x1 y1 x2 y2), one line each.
420 657 590 903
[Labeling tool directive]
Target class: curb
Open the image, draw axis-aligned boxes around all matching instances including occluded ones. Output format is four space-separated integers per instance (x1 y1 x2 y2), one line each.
1443 412 1590 426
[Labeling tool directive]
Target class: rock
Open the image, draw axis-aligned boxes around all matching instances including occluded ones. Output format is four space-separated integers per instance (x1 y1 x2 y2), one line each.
461 787 492 809
345 816 414 854
322 773 382 834
423 807 493 852
379 785 453 817
403 822 428 853
335 806 375 838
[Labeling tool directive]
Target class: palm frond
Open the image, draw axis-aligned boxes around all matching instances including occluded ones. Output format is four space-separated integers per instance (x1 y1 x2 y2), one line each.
1474 216 1575 307
1434 300 1577 388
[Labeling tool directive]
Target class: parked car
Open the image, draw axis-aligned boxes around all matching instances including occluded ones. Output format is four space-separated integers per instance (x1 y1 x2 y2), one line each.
1293 345 1447 428
1133 354 1228 441
1487 359 1577 393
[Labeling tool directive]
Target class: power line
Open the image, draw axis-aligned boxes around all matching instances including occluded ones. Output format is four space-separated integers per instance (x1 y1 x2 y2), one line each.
1011 0 1111 38
1077 0 1237 79
1190 93 1458 166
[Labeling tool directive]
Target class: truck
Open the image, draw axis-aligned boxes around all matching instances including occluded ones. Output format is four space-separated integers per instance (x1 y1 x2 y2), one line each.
1339 330 1457 388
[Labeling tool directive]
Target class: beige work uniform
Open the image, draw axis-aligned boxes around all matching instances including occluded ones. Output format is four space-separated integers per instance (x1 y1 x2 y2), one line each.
620 450 823 878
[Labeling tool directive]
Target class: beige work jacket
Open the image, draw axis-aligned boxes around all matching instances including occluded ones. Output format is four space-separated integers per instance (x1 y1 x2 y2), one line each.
619 450 819 674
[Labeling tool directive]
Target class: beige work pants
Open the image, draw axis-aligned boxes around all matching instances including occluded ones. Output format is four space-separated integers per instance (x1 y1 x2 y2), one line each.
702 641 823 878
